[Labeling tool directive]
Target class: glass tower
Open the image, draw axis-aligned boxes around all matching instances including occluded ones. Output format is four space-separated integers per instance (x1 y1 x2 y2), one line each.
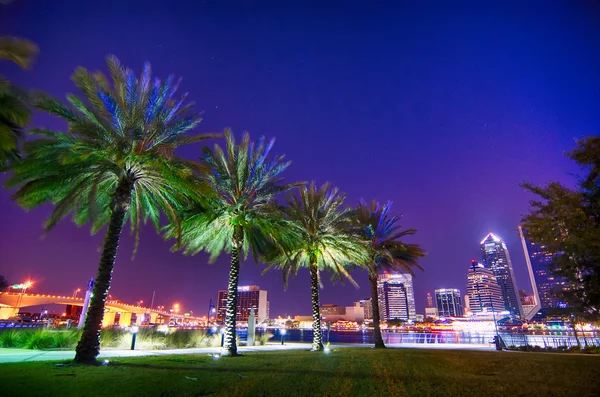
377 272 416 321
519 226 570 310
435 288 463 317
480 233 523 316
466 260 505 313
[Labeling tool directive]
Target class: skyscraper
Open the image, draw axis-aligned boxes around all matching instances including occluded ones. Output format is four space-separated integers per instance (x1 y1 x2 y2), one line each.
519 226 571 313
377 272 416 321
217 285 269 323
480 233 522 316
435 288 463 317
466 260 505 314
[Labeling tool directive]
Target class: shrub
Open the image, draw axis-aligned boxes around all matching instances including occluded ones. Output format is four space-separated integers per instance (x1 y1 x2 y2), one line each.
137 328 167 350
99 327 128 348
164 330 208 349
582 345 600 354
257 332 273 346
0 330 22 348
52 330 81 349
21 329 55 350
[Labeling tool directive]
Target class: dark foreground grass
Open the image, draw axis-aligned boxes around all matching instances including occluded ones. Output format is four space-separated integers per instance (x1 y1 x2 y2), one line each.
1 348 599 397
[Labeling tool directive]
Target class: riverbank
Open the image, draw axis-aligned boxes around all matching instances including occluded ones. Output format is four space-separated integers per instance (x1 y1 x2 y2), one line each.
1 347 599 396
0 342 494 363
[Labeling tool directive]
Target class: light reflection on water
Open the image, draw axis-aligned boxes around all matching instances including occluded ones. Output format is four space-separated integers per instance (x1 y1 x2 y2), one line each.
225 328 600 348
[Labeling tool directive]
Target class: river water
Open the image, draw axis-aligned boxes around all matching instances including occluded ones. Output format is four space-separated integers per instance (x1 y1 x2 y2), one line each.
224 328 600 348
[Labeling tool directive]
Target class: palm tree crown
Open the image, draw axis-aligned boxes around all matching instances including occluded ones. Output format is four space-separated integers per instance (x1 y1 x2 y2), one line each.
0 36 38 168
8 56 214 364
168 129 297 356
9 55 210 244
266 182 368 351
356 200 425 277
355 199 425 348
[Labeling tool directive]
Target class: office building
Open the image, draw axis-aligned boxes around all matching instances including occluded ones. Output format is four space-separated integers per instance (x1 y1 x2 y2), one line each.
480 233 523 316
377 272 416 321
466 260 505 314
216 285 269 323
425 307 439 320
435 288 463 317
356 299 373 320
320 303 365 323
519 226 571 315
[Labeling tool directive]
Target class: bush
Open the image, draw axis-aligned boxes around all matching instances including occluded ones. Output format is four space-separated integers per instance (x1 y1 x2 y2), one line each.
136 328 167 350
257 332 273 346
0 330 22 348
506 343 599 354
99 327 128 348
20 330 55 350
164 330 208 349
52 330 81 349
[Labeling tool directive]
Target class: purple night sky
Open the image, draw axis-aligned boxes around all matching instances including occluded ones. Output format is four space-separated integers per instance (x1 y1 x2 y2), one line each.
1 1 599 317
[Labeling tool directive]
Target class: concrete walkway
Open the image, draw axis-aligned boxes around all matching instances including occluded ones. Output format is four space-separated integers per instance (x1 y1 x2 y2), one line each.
0 342 494 364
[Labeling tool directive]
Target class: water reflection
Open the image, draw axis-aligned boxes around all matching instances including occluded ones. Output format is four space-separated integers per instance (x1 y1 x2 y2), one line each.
221 328 600 348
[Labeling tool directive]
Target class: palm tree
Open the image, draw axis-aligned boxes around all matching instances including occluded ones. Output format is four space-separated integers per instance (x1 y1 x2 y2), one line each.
7 56 215 364
354 200 425 348
0 37 38 69
0 36 38 168
166 129 297 357
266 182 369 351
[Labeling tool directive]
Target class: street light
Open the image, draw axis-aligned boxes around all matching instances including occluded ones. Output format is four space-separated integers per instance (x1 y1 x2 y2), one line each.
281 329 286 345
72 288 81 299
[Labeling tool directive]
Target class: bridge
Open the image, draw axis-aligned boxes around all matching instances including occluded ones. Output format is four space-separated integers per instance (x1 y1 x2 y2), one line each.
0 292 206 327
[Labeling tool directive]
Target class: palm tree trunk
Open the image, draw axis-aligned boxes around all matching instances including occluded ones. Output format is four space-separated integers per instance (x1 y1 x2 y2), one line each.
370 270 386 348
310 262 323 351
222 226 243 357
73 178 133 364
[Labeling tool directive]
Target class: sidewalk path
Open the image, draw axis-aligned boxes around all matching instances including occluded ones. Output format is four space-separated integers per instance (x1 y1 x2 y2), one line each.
0 342 494 363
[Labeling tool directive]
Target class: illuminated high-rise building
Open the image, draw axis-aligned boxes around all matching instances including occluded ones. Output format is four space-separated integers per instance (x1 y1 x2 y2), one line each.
434 288 463 317
466 260 505 313
377 272 416 321
216 285 269 323
519 226 571 314
356 299 373 320
480 233 523 316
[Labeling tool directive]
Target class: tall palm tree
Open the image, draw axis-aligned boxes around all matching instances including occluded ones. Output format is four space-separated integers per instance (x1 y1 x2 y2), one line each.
266 182 369 351
354 200 425 348
166 129 297 357
7 56 215 364
0 36 38 168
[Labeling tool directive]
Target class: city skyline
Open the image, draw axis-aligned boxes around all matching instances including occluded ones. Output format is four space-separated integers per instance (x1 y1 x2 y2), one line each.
1 1 597 318
0 227 560 319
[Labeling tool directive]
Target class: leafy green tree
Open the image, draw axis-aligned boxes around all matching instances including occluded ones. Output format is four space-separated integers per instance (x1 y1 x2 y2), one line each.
354 200 425 348
166 129 297 356
0 275 8 292
0 36 38 168
265 182 369 351
8 56 214 364
522 136 600 321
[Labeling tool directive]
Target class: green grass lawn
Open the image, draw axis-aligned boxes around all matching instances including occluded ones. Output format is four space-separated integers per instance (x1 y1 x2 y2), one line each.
1 348 599 396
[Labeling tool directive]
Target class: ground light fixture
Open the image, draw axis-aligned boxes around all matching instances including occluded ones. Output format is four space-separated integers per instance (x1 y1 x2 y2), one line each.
130 326 139 350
